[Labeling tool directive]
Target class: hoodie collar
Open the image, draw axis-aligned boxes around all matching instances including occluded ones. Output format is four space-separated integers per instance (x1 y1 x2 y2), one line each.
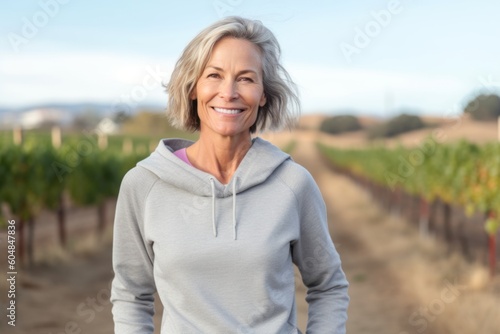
137 137 290 240
137 137 290 198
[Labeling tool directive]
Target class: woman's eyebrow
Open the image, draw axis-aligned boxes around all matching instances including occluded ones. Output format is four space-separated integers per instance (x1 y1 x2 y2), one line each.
205 65 258 76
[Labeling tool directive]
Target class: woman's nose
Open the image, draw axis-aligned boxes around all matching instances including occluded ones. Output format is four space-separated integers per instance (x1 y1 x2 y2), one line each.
219 79 239 101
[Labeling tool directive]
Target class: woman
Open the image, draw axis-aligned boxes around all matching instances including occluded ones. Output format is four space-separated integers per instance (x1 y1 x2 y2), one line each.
111 16 349 333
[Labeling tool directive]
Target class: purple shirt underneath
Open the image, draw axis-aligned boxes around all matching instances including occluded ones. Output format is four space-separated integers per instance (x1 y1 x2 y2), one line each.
173 148 192 166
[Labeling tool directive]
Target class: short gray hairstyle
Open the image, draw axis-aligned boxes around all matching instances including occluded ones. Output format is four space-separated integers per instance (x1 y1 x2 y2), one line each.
165 16 300 133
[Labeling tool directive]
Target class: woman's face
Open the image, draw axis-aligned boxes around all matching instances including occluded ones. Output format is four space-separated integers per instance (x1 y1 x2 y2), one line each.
192 37 267 139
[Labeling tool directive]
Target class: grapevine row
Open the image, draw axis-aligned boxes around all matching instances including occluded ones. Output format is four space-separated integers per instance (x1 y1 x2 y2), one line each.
0 137 148 266
318 139 500 276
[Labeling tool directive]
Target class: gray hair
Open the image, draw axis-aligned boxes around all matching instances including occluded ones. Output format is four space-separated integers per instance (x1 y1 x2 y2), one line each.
165 16 300 133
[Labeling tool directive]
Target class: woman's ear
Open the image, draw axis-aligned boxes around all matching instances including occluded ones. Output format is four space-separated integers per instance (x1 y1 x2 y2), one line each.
190 90 197 100
259 93 267 107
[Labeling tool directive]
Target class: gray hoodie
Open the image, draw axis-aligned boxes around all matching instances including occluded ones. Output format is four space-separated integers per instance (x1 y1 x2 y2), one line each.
111 137 349 333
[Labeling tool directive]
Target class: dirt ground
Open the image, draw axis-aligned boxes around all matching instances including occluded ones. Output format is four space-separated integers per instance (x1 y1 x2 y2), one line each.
1 131 498 333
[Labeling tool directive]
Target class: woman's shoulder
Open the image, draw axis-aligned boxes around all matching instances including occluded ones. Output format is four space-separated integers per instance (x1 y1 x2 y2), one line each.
119 165 160 195
275 159 318 193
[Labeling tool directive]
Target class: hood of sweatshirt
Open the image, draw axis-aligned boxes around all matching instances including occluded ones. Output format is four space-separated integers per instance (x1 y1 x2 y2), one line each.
137 137 291 239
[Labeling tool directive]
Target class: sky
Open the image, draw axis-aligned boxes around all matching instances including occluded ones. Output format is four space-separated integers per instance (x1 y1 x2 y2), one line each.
1 0 499 117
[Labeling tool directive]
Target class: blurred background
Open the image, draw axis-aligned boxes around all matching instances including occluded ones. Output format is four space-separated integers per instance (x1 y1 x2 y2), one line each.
1 0 499 333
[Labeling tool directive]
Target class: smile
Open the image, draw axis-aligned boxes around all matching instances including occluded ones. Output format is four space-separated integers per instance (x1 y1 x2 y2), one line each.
212 107 244 114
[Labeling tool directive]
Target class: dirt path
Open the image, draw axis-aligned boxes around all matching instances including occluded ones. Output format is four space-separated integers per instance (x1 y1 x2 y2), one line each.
289 133 422 334
12 243 115 333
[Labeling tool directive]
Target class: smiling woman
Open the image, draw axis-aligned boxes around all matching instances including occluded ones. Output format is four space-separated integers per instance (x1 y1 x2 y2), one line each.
191 38 267 161
110 16 349 334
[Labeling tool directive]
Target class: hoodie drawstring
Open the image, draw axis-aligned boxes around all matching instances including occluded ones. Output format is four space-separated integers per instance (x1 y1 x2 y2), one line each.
209 177 238 240
232 177 237 240
210 178 217 237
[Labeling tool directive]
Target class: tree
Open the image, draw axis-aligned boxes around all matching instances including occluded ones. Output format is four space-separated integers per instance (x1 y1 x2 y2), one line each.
463 94 500 121
319 115 362 135
368 113 425 139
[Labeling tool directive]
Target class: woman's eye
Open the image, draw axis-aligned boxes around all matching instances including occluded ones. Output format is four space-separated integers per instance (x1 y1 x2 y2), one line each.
239 77 253 82
207 73 220 78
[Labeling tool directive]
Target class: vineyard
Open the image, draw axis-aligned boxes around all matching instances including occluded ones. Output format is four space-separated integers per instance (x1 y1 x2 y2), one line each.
318 138 500 276
0 129 157 266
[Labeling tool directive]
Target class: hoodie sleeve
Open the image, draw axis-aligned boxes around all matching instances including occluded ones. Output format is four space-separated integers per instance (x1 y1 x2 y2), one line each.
110 167 158 333
291 169 349 334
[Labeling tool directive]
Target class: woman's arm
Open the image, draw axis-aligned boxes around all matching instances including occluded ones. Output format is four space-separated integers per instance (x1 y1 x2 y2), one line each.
291 170 350 334
110 167 158 333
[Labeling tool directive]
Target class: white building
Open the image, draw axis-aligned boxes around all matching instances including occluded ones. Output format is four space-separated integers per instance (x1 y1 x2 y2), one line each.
95 117 119 134
20 108 69 129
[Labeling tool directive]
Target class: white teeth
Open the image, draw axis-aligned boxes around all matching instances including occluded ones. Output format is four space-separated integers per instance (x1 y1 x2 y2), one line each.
213 107 243 114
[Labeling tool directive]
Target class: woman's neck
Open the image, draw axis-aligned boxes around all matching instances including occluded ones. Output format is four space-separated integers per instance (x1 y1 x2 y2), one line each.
186 131 252 184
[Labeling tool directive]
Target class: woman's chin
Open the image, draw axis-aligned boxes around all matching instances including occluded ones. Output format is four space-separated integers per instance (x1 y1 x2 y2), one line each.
205 126 251 139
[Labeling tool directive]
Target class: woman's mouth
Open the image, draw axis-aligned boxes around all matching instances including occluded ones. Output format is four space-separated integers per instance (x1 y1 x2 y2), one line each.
212 107 244 115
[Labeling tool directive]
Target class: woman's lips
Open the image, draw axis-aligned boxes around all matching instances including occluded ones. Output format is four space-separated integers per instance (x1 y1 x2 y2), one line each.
212 107 244 114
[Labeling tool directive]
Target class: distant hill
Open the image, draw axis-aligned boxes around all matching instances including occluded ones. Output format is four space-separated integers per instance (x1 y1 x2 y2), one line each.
0 102 164 115
0 102 165 129
309 113 499 149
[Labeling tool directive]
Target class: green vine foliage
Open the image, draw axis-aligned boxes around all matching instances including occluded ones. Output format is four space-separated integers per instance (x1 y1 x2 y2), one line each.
318 138 500 236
